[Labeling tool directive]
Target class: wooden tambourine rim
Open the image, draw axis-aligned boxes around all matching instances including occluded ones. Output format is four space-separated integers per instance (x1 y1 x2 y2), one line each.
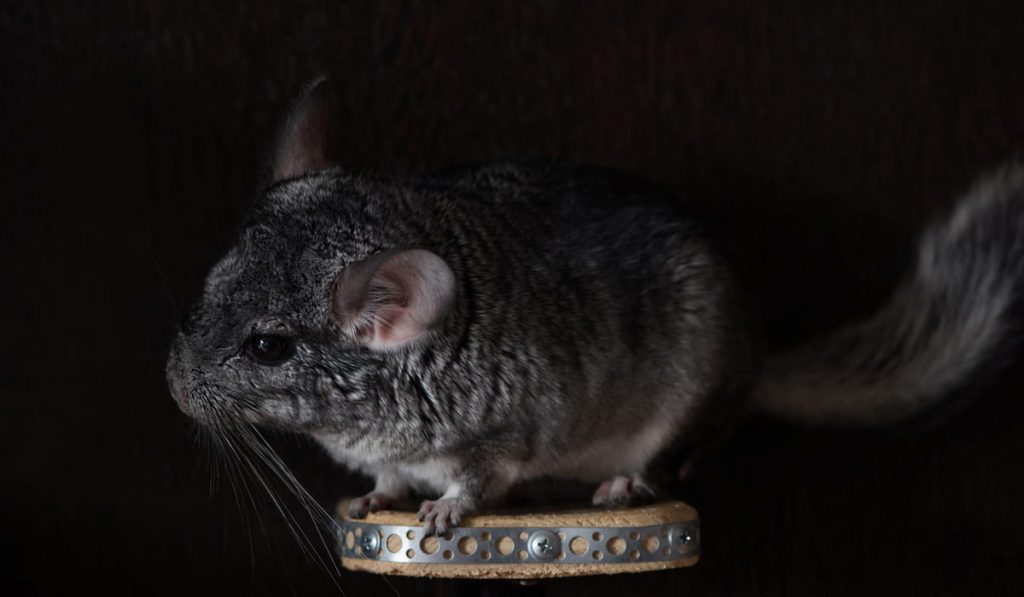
336 500 700 579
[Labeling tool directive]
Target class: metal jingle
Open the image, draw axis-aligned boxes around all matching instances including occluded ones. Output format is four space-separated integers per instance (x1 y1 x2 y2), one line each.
360 529 381 558
527 530 561 560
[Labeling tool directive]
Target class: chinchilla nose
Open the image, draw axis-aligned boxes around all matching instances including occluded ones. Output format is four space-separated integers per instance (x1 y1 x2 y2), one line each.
167 372 189 410
166 337 193 413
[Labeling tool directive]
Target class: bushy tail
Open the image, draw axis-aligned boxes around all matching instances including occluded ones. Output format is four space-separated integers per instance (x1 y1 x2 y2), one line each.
752 163 1024 427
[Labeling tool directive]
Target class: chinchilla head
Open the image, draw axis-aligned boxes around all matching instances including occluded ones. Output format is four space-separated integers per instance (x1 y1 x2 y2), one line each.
166 79 457 440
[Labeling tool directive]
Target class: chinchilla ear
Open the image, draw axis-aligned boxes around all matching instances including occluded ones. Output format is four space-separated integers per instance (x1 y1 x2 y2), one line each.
333 250 456 351
271 77 332 182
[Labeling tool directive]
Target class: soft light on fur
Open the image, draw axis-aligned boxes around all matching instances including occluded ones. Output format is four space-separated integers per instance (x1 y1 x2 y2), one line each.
168 80 1023 535
753 163 1024 426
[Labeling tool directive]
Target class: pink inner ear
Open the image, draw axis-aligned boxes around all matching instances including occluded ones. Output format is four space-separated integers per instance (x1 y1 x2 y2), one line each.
371 305 416 345
334 249 456 351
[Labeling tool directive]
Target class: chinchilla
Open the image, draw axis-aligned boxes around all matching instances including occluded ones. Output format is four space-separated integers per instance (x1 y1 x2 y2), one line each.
167 78 1024 533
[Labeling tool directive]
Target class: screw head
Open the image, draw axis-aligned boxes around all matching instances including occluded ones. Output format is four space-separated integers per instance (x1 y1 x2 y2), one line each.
360 531 380 558
527 530 560 560
669 524 698 552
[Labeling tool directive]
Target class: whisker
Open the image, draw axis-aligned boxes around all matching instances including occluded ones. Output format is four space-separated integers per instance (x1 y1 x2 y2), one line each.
234 426 345 593
238 428 344 569
196 406 348 595
143 228 181 329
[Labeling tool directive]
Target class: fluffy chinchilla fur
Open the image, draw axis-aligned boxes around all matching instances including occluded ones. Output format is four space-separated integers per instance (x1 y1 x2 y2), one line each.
167 79 1024 533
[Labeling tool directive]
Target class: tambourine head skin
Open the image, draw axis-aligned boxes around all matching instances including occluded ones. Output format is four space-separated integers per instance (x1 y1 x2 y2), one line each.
336 500 700 579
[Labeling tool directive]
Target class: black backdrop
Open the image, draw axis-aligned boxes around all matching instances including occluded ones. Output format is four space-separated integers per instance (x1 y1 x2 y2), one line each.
4 2 1024 595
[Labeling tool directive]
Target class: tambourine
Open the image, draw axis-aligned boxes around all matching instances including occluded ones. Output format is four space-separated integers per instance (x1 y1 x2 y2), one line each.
336 500 700 579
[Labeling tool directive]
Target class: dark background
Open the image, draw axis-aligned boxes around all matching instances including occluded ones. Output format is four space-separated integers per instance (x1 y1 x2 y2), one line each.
4 1 1024 595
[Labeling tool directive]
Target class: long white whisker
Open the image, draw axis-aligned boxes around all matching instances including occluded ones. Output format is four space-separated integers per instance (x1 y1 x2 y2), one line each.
230 426 346 594
195 407 347 595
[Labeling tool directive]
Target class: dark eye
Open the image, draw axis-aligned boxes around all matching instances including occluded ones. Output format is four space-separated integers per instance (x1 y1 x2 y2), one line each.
245 334 294 365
